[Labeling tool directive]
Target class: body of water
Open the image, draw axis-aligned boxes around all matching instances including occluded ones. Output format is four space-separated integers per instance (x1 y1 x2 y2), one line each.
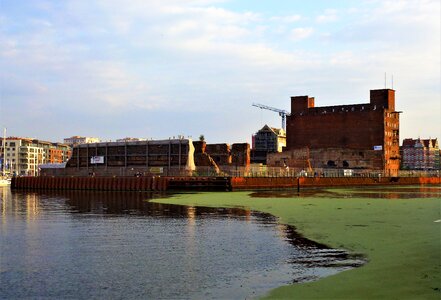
0 188 361 299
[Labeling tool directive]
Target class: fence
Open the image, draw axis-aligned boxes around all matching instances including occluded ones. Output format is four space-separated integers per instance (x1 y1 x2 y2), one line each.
193 166 441 178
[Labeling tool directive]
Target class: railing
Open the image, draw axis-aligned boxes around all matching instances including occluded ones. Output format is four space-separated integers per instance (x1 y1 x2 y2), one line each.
194 166 441 178
39 165 441 178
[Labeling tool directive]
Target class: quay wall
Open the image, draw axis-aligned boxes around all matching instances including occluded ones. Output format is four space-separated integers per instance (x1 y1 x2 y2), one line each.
230 176 441 190
11 176 170 191
11 176 440 191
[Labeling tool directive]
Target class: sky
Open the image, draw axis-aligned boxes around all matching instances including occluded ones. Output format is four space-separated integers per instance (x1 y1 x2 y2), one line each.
0 0 440 144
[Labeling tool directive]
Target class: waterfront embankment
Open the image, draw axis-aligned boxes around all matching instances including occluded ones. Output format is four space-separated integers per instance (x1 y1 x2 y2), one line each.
10 175 441 191
152 187 441 299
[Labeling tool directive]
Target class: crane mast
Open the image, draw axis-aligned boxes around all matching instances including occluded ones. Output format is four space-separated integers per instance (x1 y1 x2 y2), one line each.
252 103 291 131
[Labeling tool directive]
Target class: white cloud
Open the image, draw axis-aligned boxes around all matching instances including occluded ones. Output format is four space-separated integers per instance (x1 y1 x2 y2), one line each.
316 9 338 23
270 15 302 23
290 27 314 41
0 0 439 142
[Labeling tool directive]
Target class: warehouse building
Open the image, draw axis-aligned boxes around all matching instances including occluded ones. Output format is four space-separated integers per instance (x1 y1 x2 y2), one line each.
269 89 401 175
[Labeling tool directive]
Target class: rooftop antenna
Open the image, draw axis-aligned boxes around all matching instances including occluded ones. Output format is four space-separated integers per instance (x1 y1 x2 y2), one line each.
384 72 387 88
391 74 394 90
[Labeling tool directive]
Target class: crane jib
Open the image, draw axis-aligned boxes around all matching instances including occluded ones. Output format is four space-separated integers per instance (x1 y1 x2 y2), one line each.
252 103 290 131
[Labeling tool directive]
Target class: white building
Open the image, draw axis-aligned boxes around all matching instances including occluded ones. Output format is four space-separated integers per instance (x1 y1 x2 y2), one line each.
116 137 147 142
1 138 72 176
63 136 101 146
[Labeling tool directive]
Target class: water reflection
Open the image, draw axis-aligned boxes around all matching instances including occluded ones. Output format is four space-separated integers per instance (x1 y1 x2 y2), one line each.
1 188 364 299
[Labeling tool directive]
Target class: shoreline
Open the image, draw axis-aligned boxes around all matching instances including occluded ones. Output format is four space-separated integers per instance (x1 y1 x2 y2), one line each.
151 187 441 299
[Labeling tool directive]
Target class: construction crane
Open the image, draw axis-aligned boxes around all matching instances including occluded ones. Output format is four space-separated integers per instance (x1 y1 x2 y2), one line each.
252 103 291 131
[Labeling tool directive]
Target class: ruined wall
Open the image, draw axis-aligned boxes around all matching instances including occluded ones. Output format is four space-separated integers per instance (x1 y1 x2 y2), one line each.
267 148 310 169
269 147 383 170
231 143 250 167
205 144 232 165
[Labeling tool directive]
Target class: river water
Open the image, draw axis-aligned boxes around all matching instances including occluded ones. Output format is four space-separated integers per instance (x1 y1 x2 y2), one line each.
0 188 361 299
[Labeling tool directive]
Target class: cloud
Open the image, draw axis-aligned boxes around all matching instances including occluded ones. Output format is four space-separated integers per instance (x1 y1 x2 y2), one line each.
270 15 302 23
0 0 439 142
290 27 314 41
316 9 338 23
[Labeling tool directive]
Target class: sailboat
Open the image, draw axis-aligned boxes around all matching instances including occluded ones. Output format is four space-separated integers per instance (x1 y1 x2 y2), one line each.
1 128 11 186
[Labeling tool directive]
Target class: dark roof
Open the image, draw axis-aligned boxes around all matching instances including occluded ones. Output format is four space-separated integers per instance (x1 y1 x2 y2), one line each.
402 138 438 148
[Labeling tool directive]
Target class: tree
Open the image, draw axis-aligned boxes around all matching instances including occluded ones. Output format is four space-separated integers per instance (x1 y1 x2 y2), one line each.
199 134 205 142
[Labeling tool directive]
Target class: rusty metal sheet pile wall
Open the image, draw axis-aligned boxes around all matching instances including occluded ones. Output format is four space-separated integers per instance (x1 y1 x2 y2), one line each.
11 176 170 191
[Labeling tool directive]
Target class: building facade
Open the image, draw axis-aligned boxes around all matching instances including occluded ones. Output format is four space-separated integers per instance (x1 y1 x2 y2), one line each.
63 139 195 176
1 138 72 176
252 125 286 153
251 125 286 164
63 136 101 146
283 89 400 174
401 138 440 170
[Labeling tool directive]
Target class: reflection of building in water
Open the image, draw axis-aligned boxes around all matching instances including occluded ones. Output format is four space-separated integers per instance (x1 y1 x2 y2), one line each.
186 206 196 227
25 193 40 221
276 224 289 240
1 187 8 224
1 189 41 225
401 138 440 170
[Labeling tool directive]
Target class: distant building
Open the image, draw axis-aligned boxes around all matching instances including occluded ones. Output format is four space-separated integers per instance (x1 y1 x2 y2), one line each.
251 125 286 164
63 136 101 146
1 137 72 176
401 138 440 170
116 137 147 142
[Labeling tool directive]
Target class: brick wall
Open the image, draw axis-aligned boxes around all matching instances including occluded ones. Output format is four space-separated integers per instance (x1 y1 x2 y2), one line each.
285 89 400 173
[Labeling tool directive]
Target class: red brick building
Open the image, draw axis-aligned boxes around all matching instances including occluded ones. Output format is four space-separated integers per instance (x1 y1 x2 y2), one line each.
284 89 400 174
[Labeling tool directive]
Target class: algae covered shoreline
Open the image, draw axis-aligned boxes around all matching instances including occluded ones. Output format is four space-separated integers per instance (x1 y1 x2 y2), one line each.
152 186 441 299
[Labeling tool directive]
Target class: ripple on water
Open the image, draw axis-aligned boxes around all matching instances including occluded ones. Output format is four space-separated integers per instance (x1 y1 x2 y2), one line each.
0 189 364 299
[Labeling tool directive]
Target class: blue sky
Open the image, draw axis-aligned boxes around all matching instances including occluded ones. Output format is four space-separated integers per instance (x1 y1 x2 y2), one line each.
1 0 440 144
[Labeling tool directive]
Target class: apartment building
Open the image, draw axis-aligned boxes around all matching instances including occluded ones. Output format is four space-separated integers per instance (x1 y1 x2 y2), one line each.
1 137 72 176
251 125 286 164
402 138 440 170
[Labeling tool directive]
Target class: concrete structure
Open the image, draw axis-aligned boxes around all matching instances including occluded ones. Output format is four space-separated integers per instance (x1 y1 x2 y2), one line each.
63 136 101 146
281 89 400 175
63 139 195 177
0 137 71 176
251 125 286 164
401 138 440 170
42 139 251 177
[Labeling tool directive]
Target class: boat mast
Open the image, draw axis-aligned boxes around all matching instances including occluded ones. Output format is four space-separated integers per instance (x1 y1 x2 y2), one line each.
2 128 5 176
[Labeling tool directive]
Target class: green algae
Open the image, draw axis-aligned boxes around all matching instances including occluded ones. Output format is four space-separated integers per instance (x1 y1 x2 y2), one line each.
152 187 441 299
